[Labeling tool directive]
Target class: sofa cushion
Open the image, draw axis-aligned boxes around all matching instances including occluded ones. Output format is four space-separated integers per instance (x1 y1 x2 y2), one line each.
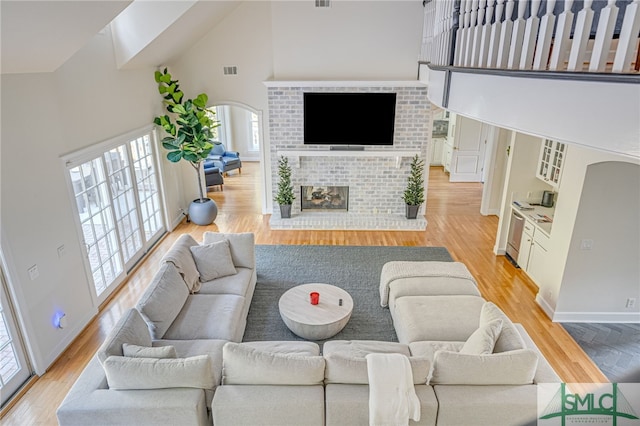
409 341 464 361
480 302 526 353
430 349 538 385
136 263 189 339
96 308 151 365
122 343 177 359
323 340 411 357
162 294 245 341
324 353 430 385
198 267 254 297
240 341 320 356
103 355 215 390
392 295 485 343
203 232 255 269
161 233 201 292
190 240 237 281
460 319 503 355
222 342 325 385
153 339 227 386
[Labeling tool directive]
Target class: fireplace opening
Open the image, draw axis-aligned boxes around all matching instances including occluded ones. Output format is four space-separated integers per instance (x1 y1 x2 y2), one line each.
301 186 348 211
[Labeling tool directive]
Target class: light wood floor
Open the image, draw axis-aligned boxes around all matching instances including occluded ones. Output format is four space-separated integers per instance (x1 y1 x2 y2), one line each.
1 162 608 425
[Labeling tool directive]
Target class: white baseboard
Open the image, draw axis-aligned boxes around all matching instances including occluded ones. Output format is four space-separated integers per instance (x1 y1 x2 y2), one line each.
536 293 555 320
552 311 640 323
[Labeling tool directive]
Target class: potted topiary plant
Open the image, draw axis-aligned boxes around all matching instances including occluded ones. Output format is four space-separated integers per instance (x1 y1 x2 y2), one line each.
274 156 295 218
153 68 220 225
403 154 425 219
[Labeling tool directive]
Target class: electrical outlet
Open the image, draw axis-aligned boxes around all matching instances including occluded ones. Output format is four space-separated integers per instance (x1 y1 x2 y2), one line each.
57 245 66 258
28 265 39 280
626 298 636 309
580 239 594 250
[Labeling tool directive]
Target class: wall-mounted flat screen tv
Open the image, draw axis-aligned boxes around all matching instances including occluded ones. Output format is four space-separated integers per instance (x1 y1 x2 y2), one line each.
303 92 396 145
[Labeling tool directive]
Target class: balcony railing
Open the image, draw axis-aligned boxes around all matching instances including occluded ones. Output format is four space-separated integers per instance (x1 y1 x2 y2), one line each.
421 0 640 73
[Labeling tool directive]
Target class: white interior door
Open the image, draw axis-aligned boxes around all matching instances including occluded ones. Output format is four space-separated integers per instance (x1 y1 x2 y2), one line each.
449 116 488 182
0 265 31 406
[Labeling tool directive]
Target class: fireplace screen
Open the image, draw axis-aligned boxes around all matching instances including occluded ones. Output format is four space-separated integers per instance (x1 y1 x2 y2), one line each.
301 186 349 211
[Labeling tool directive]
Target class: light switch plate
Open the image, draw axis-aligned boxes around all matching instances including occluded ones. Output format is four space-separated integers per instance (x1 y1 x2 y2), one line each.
28 265 39 280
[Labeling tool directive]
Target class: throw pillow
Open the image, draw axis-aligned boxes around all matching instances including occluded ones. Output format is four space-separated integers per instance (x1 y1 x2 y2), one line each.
190 240 237 282
222 342 325 385
480 302 526 352
122 343 177 359
459 319 503 355
429 349 538 385
103 355 215 390
203 232 256 269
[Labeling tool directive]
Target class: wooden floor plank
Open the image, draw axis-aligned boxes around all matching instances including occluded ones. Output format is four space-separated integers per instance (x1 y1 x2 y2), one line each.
0 162 608 423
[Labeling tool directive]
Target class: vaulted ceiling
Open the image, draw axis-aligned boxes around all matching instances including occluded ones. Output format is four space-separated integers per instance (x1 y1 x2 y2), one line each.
1 0 241 74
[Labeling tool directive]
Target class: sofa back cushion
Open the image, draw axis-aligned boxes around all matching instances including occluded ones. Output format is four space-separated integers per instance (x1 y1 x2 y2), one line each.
96 308 151 365
430 349 538 385
222 342 325 385
161 234 201 292
459 319 503 355
480 302 526 352
324 353 430 385
136 263 189 339
103 355 215 390
122 343 177 359
203 232 255 269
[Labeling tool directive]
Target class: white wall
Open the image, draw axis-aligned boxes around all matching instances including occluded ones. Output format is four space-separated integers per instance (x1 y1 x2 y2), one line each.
533 145 640 321
270 1 423 80
0 29 161 373
554 162 640 321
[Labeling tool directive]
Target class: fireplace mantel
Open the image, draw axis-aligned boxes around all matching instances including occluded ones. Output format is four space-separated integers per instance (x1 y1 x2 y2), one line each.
277 149 419 168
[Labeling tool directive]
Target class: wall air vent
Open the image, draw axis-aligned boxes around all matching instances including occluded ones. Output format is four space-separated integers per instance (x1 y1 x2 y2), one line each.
315 0 331 8
223 66 238 75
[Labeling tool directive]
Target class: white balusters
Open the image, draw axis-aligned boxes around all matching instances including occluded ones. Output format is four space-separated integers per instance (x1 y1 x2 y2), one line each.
613 0 640 72
487 0 505 67
471 0 487 66
508 0 527 68
496 0 515 67
533 0 557 70
567 0 594 71
589 0 619 72
549 0 575 70
455 0 469 66
478 0 495 67
464 0 480 66
520 0 542 69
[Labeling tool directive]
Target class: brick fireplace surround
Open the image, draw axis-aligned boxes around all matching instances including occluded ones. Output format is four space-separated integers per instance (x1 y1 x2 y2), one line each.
266 81 430 230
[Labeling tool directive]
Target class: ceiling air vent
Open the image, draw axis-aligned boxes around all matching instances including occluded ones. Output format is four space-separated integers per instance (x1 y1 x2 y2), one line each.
315 0 331 8
223 66 238 75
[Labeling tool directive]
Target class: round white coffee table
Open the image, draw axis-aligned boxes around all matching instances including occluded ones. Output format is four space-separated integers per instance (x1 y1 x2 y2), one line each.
279 283 354 340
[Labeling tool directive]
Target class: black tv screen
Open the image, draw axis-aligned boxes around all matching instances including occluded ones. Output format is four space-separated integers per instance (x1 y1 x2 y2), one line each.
304 92 396 145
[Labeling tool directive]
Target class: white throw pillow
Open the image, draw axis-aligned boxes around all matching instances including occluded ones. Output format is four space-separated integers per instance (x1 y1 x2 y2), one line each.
459 319 503 355
103 355 215 390
480 302 526 352
122 343 177 359
222 342 325 385
190 240 237 281
203 232 255 268
429 349 538 385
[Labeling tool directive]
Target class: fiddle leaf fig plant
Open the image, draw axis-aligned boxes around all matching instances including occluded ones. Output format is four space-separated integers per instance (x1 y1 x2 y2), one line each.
153 68 219 202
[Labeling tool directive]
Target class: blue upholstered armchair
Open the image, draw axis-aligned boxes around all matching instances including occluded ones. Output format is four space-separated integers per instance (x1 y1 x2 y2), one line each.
204 143 242 175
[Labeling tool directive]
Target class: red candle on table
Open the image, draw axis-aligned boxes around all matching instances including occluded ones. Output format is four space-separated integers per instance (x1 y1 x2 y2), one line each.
310 292 320 305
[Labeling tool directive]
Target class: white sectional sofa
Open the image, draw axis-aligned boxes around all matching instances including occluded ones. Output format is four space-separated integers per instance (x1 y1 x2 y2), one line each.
57 235 559 426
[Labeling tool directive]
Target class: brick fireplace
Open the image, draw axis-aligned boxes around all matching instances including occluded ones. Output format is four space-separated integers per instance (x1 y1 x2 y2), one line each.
266 81 430 230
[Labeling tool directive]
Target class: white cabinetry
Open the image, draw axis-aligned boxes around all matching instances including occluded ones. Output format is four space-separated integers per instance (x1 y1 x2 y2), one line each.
536 139 566 188
518 217 550 288
430 139 445 165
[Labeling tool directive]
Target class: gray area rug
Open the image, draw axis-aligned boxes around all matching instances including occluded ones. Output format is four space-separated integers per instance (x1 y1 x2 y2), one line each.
562 323 640 382
243 245 452 344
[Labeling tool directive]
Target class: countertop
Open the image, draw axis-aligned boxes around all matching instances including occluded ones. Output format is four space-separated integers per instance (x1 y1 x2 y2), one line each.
512 203 554 236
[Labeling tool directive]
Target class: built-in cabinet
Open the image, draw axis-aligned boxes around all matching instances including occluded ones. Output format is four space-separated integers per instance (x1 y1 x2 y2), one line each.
430 138 445 166
517 215 550 287
536 139 566 188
